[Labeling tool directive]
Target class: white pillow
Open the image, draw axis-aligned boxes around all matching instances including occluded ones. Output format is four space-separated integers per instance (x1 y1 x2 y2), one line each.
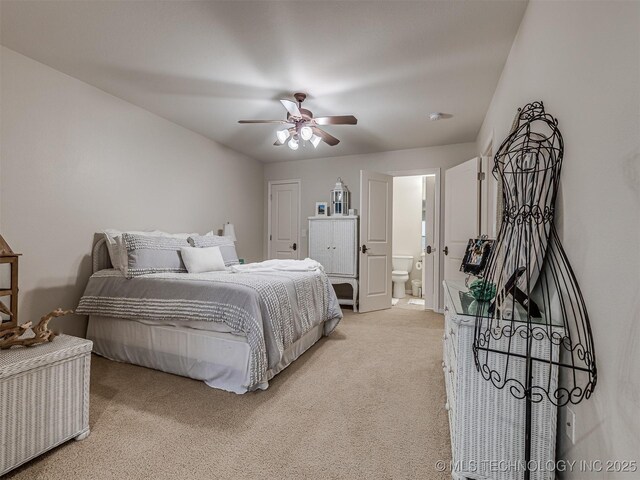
180 246 226 274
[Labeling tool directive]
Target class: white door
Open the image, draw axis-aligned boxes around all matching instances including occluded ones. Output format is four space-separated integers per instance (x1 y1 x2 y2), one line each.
359 170 393 312
481 154 499 238
269 181 300 259
444 158 479 282
423 175 436 309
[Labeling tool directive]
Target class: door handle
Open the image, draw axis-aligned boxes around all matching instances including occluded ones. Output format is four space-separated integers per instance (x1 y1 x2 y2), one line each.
361 244 368 254
426 245 432 254
443 246 449 255
290 243 297 251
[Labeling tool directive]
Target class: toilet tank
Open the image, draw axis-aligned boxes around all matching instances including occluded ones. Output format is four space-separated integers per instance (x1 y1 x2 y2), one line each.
392 255 414 273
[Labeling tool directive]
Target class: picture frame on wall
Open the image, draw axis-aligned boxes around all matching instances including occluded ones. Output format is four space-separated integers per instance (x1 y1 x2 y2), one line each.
315 202 329 216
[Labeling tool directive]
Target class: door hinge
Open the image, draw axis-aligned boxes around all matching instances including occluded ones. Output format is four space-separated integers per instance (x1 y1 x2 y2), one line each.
477 172 486 181
269 234 272 241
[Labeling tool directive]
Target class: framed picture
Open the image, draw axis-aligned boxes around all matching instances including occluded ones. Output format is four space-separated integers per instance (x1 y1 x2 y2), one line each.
315 202 329 216
460 238 495 276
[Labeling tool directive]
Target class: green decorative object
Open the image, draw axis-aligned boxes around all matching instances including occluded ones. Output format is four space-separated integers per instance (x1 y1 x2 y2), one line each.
469 279 496 302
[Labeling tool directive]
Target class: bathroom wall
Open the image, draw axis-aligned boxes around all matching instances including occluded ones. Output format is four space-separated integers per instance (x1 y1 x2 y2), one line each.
392 176 423 292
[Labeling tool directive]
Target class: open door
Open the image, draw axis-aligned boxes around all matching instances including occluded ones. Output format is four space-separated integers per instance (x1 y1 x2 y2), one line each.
443 157 480 282
359 170 393 312
422 175 437 310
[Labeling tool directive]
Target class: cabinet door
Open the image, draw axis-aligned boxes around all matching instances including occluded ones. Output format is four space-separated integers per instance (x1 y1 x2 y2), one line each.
331 219 356 276
309 220 333 272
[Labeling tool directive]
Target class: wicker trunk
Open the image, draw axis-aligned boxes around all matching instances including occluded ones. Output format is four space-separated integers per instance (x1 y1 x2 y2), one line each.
0 335 92 475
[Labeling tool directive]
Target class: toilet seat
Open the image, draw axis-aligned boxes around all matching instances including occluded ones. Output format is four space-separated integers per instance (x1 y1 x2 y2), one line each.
392 270 408 276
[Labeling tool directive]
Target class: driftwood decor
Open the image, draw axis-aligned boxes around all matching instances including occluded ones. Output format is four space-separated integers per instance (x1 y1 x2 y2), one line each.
0 308 73 349
0 234 20 330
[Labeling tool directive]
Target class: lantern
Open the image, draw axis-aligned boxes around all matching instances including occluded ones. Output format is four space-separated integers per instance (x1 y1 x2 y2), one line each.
330 177 350 216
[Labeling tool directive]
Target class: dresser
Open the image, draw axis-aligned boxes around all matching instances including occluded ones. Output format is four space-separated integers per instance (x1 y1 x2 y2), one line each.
308 216 358 311
442 280 559 480
0 335 93 475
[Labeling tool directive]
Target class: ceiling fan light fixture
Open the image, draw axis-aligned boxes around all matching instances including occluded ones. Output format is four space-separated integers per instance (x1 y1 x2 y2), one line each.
300 125 313 141
276 129 290 144
310 134 321 148
238 93 357 150
288 136 299 150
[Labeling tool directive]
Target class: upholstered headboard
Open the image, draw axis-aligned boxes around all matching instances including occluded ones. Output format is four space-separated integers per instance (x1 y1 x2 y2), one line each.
92 234 113 273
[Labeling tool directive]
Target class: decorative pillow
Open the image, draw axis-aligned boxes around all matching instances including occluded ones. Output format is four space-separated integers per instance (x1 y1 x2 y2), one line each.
188 235 240 266
103 230 216 272
103 229 162 271
187 235 234 247
180 246 226 273
155 231 199 239
218 245 240 267
121 233 190 278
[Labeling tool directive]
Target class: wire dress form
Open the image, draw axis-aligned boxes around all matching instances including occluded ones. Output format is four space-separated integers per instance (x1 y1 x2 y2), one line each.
473 102 597 410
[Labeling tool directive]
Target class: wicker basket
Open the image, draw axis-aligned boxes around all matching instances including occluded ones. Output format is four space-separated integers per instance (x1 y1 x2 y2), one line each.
0 334 92 475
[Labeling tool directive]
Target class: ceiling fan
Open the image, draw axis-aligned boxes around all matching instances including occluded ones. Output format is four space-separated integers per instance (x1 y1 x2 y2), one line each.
238 93 357 150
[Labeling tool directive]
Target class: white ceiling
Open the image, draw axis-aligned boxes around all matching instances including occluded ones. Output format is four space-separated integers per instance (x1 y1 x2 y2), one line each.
0 1 527 162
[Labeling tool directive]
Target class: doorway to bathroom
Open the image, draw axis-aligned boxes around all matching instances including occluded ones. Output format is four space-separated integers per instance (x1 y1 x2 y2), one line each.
390 171 439 311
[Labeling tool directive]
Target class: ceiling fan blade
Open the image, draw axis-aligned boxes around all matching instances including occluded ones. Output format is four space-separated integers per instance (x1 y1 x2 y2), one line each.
280 99 302 118
312 127 340 146
238 119 292 124
313 115 358 126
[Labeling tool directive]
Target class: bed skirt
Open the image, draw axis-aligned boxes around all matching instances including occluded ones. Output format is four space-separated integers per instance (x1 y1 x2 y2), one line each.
86 315 325 394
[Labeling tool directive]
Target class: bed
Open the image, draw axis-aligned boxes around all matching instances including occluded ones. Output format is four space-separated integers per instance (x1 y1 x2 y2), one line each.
77 235 342 393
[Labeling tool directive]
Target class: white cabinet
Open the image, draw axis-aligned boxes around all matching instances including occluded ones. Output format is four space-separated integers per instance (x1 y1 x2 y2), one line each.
308 216 357 277
442 280 558 480
309 216 358 311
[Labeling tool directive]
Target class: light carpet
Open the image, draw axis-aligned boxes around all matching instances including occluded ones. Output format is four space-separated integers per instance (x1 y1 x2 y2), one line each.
7 309 451 480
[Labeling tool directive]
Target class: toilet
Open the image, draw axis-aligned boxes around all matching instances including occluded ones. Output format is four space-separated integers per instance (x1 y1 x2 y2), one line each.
392 255 414 299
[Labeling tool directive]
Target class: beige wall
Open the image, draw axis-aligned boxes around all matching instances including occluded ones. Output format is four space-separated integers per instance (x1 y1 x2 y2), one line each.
476 2 640 476
264 142 476 259
264 142 476 308
0 47 264 337
392 175 423 288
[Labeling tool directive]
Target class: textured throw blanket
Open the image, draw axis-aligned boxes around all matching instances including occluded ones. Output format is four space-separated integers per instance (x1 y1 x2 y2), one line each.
229 258 324 273
76 266 342 389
